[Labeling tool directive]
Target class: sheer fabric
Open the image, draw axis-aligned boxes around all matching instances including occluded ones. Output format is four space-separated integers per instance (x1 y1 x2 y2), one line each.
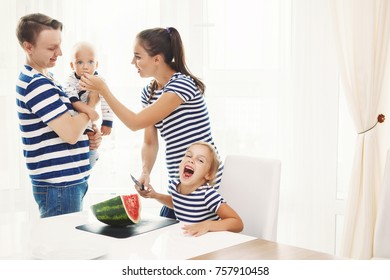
330 0 390 259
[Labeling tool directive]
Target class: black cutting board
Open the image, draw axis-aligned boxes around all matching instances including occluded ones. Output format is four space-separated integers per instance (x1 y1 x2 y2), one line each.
76 218 179 239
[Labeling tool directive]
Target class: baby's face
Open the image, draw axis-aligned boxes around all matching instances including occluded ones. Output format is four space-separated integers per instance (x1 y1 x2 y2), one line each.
71 47 98 77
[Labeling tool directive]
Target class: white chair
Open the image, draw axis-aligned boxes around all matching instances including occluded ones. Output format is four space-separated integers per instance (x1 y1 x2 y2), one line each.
373 149 390 259
218 155 281 241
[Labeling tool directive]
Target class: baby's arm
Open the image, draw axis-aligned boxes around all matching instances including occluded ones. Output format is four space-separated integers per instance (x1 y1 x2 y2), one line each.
99 94 113 136
72 101 99 122
87 91 100 108
182 203 244 237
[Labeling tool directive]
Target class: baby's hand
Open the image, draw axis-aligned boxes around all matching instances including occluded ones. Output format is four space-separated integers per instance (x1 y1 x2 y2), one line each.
101 125 112 136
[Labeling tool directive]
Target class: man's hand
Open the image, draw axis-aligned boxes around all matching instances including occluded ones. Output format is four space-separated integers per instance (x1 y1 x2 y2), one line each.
87 124 102 150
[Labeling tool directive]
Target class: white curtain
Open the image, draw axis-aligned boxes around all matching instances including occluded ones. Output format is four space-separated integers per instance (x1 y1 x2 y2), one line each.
330 0 390 259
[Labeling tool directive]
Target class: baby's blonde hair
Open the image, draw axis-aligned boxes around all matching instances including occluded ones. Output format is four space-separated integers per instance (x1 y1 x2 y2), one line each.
70 41 97 61
187 141 220 186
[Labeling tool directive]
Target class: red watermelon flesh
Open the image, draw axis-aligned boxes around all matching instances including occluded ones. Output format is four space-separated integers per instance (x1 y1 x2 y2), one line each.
121 194 140 223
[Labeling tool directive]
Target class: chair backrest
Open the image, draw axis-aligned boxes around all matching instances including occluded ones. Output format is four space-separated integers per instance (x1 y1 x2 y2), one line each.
218 155 281 241
373 149 390 258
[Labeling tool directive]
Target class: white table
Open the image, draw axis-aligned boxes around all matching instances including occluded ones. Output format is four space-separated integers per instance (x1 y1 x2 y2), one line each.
1 211 255 260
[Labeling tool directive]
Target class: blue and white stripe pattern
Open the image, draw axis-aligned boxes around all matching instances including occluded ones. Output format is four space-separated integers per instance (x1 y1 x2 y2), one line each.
16 65 91 186
169 179 225 223
141 72 223 188
63 71 114 128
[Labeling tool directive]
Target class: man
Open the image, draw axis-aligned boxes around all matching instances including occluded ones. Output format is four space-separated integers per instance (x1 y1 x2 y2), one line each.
15 13 101 218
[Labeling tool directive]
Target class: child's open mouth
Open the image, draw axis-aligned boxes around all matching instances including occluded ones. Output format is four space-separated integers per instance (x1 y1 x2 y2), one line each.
183 165 194 178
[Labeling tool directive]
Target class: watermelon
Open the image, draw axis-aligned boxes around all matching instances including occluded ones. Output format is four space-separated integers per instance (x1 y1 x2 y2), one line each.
91 194 141 227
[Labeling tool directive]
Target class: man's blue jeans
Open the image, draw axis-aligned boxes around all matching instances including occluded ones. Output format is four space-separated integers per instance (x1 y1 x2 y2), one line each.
33 181 88 218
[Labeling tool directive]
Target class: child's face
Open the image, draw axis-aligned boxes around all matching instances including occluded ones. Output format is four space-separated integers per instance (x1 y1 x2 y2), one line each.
70 47 98 77
179 144 213 186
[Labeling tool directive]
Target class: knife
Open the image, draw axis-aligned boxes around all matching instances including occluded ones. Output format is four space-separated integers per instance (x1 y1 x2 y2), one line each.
131 174 145 191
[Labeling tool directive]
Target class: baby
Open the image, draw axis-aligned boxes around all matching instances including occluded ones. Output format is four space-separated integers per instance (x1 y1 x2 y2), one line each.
64 42 114 167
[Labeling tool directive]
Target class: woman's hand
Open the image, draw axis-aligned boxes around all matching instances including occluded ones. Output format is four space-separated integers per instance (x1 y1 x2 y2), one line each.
80 73 109 97
139 173 150 187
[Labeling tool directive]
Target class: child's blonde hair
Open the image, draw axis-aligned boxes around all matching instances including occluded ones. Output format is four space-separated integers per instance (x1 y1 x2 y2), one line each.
188 141 220 186
70 41 97 60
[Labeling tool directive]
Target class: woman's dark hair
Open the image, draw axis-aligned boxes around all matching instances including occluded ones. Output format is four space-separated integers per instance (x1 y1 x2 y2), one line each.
136 27 205 97
16 13 63 47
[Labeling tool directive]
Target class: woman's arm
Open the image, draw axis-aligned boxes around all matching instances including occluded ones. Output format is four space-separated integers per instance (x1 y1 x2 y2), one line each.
182 203 244 237
80 74 183 131
140 126 159 185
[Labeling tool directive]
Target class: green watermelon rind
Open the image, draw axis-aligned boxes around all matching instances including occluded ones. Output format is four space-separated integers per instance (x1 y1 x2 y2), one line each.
91 195 140 227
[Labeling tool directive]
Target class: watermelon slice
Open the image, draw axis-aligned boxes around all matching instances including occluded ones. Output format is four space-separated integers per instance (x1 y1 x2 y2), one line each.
91 194 141 227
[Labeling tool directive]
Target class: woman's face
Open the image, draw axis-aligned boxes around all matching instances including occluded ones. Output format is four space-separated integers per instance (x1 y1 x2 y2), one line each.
131 40 157 78
25 29 62 72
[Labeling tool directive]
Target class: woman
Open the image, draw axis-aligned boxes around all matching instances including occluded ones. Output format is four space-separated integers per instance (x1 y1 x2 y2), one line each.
15 13 102 218
81 27 223 219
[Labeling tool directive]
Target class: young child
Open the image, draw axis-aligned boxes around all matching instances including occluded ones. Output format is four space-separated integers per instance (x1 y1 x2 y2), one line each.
64 42 114 167
135 141 243 237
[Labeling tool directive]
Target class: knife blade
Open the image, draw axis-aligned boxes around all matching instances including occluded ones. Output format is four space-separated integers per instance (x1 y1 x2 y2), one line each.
131 174 145 191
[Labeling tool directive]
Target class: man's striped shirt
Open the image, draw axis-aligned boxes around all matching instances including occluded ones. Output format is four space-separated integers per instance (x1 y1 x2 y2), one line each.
16 65 91 186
